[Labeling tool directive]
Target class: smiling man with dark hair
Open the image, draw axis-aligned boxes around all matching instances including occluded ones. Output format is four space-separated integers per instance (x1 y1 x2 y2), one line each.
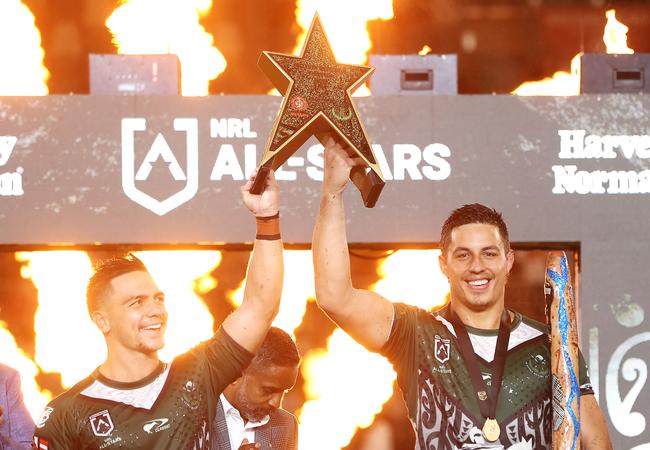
312 139 613 450
33 173 285 450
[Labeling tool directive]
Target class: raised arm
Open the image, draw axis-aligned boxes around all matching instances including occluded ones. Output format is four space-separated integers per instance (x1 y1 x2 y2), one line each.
312 138 393 352
222 172 283 353
580 395 613 450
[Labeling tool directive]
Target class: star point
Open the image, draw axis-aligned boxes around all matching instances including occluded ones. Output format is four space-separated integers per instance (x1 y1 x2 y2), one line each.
252 13 385 207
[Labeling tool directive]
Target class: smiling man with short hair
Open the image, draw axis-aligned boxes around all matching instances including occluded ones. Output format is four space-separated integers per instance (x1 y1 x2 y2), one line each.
33 174 284 450
312 139 613 449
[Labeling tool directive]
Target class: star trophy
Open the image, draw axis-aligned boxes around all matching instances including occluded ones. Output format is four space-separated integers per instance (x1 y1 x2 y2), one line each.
544 251 581 450
249 13 385 207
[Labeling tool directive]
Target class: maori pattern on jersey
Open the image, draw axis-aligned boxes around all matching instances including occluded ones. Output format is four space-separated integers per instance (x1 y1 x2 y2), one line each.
416 367 551 450
503 397 552 450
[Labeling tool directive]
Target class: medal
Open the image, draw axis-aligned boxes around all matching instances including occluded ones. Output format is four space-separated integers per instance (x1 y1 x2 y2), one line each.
482 418 500 442
448 308 511 446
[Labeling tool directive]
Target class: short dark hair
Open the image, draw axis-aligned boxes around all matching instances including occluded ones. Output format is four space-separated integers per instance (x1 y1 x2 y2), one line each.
248 327 301 372
440 203 510 255
86 253 148 315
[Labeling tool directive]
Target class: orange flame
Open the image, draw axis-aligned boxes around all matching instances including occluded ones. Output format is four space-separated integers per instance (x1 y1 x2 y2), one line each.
0 321 51 421
512 9 634 96
16 251 103 388
0 0 49 95
293 1 394 96
231 250 313 334
298 250 449 450
106 0 225 96
604 9 634 54
299 330 397 450
418 45 433 56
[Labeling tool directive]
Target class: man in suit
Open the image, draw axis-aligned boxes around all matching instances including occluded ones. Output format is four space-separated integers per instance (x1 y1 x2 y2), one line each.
213 327 300 450
0 362 33 450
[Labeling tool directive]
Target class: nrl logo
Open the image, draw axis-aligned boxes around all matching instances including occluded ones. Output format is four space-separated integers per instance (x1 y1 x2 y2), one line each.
89 409 115 437
434 335 451 364
121 118 199 216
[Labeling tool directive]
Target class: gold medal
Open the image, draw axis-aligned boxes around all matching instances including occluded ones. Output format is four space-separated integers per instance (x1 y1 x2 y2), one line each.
482 418 500 442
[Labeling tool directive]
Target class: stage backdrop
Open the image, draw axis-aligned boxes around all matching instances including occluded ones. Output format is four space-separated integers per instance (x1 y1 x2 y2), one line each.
1 95 649 448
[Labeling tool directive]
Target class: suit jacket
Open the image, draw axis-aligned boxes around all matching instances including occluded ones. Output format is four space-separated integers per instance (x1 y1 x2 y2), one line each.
212 398 298 450
0 363 34 450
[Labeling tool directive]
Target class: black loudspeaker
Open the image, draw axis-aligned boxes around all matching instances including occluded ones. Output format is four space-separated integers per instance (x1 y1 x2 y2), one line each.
89 54 181 95
580 53 650 94
369 54 458 96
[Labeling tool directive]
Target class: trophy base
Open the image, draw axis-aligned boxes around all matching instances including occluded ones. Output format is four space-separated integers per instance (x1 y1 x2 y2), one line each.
350 167 384 208
249 164 272 196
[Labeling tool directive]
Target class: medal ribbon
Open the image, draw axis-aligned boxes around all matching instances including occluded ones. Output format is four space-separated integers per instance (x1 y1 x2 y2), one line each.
447 307 511 425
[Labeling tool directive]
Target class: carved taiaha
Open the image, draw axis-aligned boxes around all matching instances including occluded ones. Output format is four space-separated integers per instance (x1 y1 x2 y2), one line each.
545 251 581 450
251 13 385 207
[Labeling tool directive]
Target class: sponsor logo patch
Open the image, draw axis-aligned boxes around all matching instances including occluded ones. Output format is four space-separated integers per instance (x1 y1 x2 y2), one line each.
143 418 170 434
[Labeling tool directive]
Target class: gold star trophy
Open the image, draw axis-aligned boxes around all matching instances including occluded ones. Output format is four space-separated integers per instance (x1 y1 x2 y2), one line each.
250 13 385 207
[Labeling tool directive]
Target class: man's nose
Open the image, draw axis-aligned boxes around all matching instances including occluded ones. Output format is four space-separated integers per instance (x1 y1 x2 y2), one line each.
147 298 166 317
469 255 485 272
268 393 282 410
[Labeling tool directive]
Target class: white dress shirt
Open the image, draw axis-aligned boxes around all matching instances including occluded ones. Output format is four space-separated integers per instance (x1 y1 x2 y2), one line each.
220 393 270 450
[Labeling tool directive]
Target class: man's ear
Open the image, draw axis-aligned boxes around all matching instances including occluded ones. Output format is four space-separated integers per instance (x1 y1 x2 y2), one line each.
506 249 515 274
92 310 110 334
439 253 449 278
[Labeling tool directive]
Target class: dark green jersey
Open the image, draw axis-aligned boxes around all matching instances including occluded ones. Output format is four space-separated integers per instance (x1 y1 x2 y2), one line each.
380 303 593 450
33 327 252 450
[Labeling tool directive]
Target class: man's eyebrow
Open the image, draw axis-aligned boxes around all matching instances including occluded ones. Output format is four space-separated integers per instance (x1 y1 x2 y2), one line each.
123 294 145 304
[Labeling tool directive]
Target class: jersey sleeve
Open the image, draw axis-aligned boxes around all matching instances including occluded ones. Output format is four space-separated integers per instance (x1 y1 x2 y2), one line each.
32 403 75 450
578 348 594 395
378 302 421 414
201 326 254 398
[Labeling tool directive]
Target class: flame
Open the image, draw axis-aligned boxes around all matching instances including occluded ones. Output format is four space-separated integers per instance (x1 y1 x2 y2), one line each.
418 45 433 56
0 321 51 421
604 9 634 54
231 250 312 334
16 250 220 388
293 1 394 96
373 249 449 309
512 9 634 96
16 251 103 388
298 330 397 450
511 54 582 97
0 0 49 95
298 250 450 450
106 0 225 96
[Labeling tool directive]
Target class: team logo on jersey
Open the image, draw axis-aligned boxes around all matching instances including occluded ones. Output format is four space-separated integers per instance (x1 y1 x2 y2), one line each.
182 379 201 410
525 353 549 378
36 407 54 429
143 418 170 434
434 335 451 364
90 410 115 437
